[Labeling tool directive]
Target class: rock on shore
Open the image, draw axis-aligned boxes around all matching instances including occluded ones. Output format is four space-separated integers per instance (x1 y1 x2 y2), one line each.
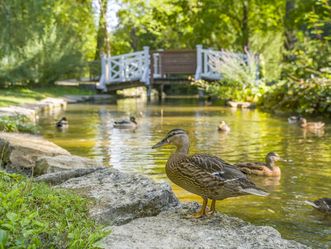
59 168 179 225
100 203 310 249
0 132 100 175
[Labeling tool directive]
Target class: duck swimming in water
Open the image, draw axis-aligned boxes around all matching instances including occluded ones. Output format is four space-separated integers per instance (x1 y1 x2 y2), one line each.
288 116 301 124
152 129 268 218
234 152 283 177
299 118 325 130
56 117 68 128
218 121 230 132
305 198 331 215
113 116 137 129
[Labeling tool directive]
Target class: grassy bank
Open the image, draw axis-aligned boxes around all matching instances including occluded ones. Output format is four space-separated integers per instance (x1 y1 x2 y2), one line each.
0 171 108 248
0 85 95 107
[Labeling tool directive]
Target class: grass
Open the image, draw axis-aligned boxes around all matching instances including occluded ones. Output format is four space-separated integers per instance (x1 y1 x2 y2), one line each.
0 85 95 107
0 171 109 249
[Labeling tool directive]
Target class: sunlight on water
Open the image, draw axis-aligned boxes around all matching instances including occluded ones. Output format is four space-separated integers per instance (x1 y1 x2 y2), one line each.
38 98 331 248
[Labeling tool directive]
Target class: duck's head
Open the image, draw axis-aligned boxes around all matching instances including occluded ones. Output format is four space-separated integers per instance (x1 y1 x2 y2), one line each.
299 117 307 125
130 116 137 124
152 129 189 152
266 152 282 165
61 117 67 121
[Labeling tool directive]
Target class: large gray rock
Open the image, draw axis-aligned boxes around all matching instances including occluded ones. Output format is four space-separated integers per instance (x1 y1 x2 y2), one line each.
100 203 309 249
58 168 179 225
0 132 70 173
34 155 103 175
34 167 105 185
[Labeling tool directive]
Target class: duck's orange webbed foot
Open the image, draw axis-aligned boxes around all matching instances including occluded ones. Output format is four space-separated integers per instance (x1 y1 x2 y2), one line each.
207 199 216 216
190 197 208 218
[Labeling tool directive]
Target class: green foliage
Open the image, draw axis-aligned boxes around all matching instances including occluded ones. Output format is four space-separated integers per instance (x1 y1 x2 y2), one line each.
259 78 331 116
283 38 331 80
0 171 109 248
0 115 38 134
194 50 267 102
0 0 96 86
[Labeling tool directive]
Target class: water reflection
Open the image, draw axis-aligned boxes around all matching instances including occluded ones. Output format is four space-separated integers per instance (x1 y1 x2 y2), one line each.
37 98 331 248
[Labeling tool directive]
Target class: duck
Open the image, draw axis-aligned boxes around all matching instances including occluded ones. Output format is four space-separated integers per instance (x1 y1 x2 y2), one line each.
152 129 268 218
234 152 283 177
113 116 137 129
218 121 230 132
299 118 325 130
56 117 68 128
288 116 301 124
305 198 331 215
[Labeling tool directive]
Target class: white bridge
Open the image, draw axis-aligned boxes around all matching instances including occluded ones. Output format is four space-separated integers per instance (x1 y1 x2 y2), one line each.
98 45 249 93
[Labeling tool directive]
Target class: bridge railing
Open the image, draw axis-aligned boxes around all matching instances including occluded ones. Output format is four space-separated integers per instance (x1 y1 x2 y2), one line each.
98 47 150 90
195 45 248 81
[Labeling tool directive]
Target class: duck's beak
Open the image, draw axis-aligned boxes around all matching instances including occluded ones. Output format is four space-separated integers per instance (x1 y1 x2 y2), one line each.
152 138 169 149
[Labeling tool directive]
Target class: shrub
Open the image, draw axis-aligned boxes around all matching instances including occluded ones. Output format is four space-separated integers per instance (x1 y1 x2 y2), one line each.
0 115 38 134
259 78 331 116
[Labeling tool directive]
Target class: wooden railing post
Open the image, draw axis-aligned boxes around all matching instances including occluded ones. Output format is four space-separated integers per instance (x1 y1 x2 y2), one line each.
195 44 202 80
97 54 107 91
143 46 151 100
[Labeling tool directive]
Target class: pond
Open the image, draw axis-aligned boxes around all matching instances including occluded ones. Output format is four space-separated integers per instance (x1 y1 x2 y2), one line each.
38 98 331 248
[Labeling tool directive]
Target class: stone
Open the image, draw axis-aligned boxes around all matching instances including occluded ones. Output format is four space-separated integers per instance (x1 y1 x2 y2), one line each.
34 155 103 175
100 203 310 249
0 132 70 173
34 167 105 185
58 168 179 225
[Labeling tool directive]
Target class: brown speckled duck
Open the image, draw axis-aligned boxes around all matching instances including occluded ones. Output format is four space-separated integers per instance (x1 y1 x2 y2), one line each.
299 118 325 130
234 152 283 177
218 121 230 132
152 129 268 218
305 198 331 215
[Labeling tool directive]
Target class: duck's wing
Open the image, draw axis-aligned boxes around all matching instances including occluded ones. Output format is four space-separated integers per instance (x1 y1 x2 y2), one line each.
177 154 267 196
234 162 266 170
114 120 129 125
191 153 249 178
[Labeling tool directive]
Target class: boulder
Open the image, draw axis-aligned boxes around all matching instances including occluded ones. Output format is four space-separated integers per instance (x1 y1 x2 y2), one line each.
100 203 310 249
0 132 70 173
34 155 103 175
58 168 179 225
34 167 105 185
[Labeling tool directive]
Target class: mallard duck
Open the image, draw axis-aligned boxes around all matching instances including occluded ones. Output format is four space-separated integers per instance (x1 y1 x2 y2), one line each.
56 117 68 128
218 121 230 132
305 198 331 215
152 129 268 218
234 152 283 177
288 116 301 124
113 116 137 129
299 118 325 130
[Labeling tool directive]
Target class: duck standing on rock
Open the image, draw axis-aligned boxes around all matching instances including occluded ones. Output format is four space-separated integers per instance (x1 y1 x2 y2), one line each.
56 117 68 129
152 129 268 218
218 121 230 132
299 118 325 130
234 152 284 177
305 198 331 215
113 116 137 129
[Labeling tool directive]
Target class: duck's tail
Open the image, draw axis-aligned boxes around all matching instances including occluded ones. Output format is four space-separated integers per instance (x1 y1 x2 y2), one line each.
242 187 269 197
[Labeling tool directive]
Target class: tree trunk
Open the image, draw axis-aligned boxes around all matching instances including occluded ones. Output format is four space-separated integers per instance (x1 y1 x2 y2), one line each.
284 0 296 51
94 0 110 60
242 0 249 51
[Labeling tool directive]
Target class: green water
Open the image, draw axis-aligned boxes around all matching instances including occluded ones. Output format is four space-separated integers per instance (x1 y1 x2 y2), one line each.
38 98 331 248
